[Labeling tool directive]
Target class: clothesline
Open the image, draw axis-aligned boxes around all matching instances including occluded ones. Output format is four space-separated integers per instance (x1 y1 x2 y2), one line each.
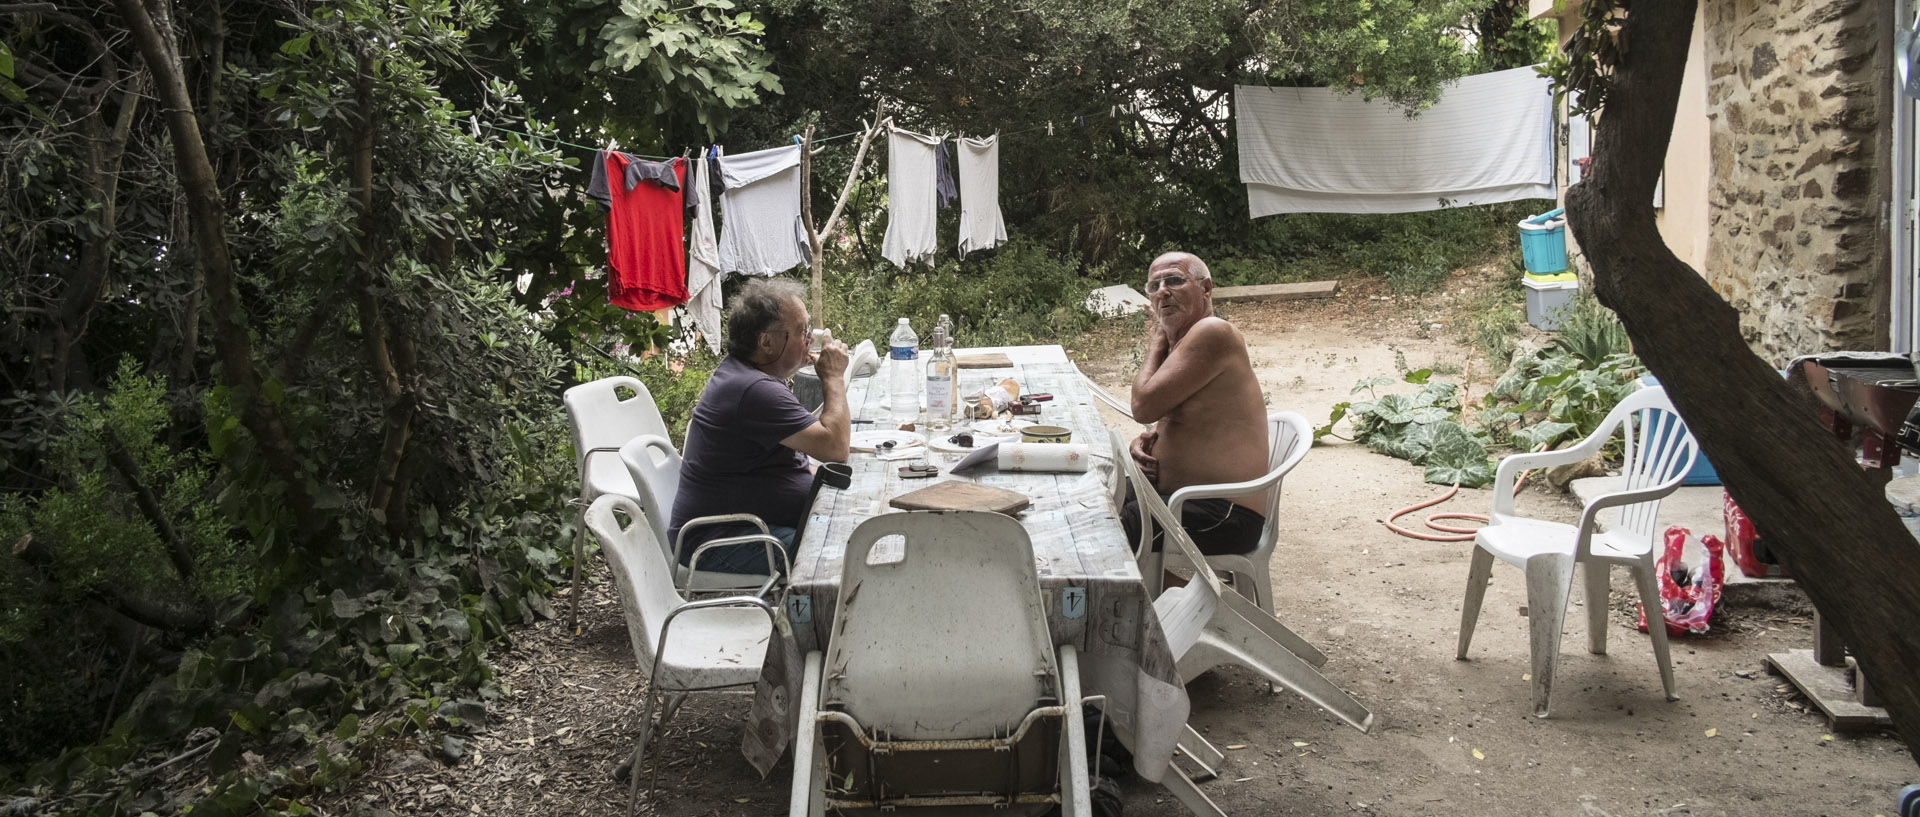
479 106 1114 163
477 121 867 161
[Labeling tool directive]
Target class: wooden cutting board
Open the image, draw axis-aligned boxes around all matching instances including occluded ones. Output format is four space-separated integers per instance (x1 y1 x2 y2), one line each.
888 480 1030 515
955 352 1014 369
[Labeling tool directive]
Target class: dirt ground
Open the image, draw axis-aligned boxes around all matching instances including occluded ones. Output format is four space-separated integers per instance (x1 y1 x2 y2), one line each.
325 269 1917 817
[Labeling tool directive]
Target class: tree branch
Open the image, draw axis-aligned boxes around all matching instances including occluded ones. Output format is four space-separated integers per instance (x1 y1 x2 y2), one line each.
1565 0 1920 764
103 433 195 581
820 102 888 240
13 535 211 637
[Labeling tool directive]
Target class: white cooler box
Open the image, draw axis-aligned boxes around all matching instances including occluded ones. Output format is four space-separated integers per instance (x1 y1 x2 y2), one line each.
1523 276 1579 331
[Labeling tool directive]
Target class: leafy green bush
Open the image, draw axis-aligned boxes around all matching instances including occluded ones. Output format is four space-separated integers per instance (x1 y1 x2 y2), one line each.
1215 200 1549 293
1550 291 1632 366
819 238 1104 351
0 362 251 762
1481 348 1646 454
1474 294 1641 453
1317 369 1495 487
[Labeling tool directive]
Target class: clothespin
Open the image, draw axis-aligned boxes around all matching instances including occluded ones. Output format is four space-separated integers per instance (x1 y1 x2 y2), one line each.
1046 121 1053 136
792 134 803 146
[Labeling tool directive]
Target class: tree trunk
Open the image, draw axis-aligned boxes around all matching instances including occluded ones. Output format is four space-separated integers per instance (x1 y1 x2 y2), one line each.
350 47 416 529
803 102 887 325
30 12 134 392
1565 0 1920 766
110 0 319 535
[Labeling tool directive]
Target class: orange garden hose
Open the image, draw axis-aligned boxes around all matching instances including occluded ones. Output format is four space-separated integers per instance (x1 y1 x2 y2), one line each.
1382 452 1545 542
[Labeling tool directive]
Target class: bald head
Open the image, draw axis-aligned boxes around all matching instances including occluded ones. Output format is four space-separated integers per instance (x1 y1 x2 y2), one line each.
1149 252 1210 281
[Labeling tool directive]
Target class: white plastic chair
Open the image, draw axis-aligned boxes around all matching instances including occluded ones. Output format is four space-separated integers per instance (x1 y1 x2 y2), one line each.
619 435 779 596
565 376 670 503
583 494 781 817
563 376 672 631
1456 386 1700 718
1119 448 1375 735
788 511 1093 817
1155 411 1311 614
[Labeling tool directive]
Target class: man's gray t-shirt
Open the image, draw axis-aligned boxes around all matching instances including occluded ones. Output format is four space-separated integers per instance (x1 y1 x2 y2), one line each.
668 357 817 549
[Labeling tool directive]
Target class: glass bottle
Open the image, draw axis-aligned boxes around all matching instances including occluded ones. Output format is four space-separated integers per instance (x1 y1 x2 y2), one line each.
926 328 954 432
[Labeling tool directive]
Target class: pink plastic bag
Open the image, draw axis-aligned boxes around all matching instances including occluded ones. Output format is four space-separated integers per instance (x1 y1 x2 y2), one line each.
1636 526 1725 636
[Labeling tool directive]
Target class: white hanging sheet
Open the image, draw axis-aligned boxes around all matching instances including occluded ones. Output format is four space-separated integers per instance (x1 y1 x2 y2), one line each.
1235 66 1555 216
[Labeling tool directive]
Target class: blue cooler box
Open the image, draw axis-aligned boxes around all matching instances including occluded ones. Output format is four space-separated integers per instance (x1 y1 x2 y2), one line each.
1519 208 1569 274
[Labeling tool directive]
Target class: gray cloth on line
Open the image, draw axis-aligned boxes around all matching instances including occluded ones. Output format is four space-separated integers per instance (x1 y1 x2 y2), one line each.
881 128 942 269
934 140 958 209
718 144 808 276
625 156 681 192
586 149 613 207
955 134 1008 256
1234 66 1555 216
686 150 725 354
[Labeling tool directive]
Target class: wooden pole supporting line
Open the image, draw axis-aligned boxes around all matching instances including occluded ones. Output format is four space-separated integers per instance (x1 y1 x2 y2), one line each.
803 99 889 326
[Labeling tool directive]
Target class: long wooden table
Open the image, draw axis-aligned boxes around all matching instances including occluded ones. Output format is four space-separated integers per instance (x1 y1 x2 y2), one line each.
744 345 1190 782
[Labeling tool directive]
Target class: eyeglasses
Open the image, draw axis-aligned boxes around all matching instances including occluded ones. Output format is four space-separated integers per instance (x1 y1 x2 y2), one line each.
1145 274 1192 294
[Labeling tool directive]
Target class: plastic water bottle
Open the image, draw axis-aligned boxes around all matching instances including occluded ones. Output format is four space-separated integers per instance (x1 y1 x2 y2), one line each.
888 318 920 426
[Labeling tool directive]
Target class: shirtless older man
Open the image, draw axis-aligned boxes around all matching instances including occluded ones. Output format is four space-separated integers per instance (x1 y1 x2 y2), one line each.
1123 252 1271 555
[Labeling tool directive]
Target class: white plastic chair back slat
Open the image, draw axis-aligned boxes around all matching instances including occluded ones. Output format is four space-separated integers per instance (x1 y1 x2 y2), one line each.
564 376 669 502
1590 390 1700 555
825 511 1060 741
1260 412 1311 521
1124 451 1226 644
1074 362 1134 420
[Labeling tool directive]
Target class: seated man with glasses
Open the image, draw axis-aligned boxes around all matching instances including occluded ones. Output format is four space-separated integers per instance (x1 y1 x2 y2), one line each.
670 277 850 574
1122 252 1272 556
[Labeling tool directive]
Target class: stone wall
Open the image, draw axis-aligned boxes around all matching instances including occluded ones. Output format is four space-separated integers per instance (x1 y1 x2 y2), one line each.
1703 0 1891 364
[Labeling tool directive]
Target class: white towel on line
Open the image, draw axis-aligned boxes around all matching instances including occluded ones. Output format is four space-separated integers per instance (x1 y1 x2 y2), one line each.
882 128 942 268
718 143 808 275
955 135 1007 256
1235 66 1555 216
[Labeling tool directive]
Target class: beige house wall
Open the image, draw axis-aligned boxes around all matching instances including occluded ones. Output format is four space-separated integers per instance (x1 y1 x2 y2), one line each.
1534 0 1894 365
1660 13 1714 274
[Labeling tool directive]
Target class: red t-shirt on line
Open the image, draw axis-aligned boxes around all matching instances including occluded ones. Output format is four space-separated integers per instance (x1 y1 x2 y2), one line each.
604 153 688 311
